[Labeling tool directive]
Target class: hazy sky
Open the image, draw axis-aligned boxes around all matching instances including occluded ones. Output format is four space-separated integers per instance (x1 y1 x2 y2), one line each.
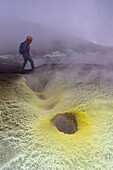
0 0 113 45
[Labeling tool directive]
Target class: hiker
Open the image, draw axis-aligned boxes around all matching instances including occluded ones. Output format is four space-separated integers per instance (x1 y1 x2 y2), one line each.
19 36 34 73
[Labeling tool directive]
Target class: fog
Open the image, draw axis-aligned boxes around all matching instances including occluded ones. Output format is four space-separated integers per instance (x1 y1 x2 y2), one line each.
0 0 113 54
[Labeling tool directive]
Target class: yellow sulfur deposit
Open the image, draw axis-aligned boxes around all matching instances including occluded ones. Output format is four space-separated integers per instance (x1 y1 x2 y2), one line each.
0 65 113 170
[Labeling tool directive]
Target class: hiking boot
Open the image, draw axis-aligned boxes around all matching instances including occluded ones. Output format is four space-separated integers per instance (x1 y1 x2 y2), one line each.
20 70 26 74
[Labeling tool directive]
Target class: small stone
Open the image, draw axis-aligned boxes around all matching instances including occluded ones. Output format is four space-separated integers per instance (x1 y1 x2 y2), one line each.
51 113 77 134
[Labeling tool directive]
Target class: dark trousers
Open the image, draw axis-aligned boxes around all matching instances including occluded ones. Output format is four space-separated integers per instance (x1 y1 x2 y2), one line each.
21 54 34 71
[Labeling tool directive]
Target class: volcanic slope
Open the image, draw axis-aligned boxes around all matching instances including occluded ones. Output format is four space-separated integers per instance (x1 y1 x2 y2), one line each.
0 64 113 170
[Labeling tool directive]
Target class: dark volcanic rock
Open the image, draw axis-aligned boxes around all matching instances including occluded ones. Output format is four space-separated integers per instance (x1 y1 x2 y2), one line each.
51 113 77 134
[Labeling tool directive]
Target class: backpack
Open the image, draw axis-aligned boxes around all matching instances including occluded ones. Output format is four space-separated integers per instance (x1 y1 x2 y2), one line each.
19 42 25 54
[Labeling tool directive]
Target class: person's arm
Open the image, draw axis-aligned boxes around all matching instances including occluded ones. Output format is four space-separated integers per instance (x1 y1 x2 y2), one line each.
23 42 30 54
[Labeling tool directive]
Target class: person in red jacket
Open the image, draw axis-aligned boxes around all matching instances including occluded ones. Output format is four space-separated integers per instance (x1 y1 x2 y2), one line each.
21 36 34 73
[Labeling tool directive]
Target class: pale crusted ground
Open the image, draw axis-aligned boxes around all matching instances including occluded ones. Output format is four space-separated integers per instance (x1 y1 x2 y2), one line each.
0 64 113 170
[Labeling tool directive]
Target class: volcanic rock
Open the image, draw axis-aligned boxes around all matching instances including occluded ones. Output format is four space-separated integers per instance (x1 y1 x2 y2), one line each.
51 113 77 134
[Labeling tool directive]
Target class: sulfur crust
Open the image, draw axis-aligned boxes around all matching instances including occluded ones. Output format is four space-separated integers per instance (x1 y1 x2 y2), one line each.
32 107 100 156
0 70 113 170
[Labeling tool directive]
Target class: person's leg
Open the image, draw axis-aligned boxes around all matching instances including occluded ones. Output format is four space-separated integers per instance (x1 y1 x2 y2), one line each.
21 57 27 72
27 56 34 70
